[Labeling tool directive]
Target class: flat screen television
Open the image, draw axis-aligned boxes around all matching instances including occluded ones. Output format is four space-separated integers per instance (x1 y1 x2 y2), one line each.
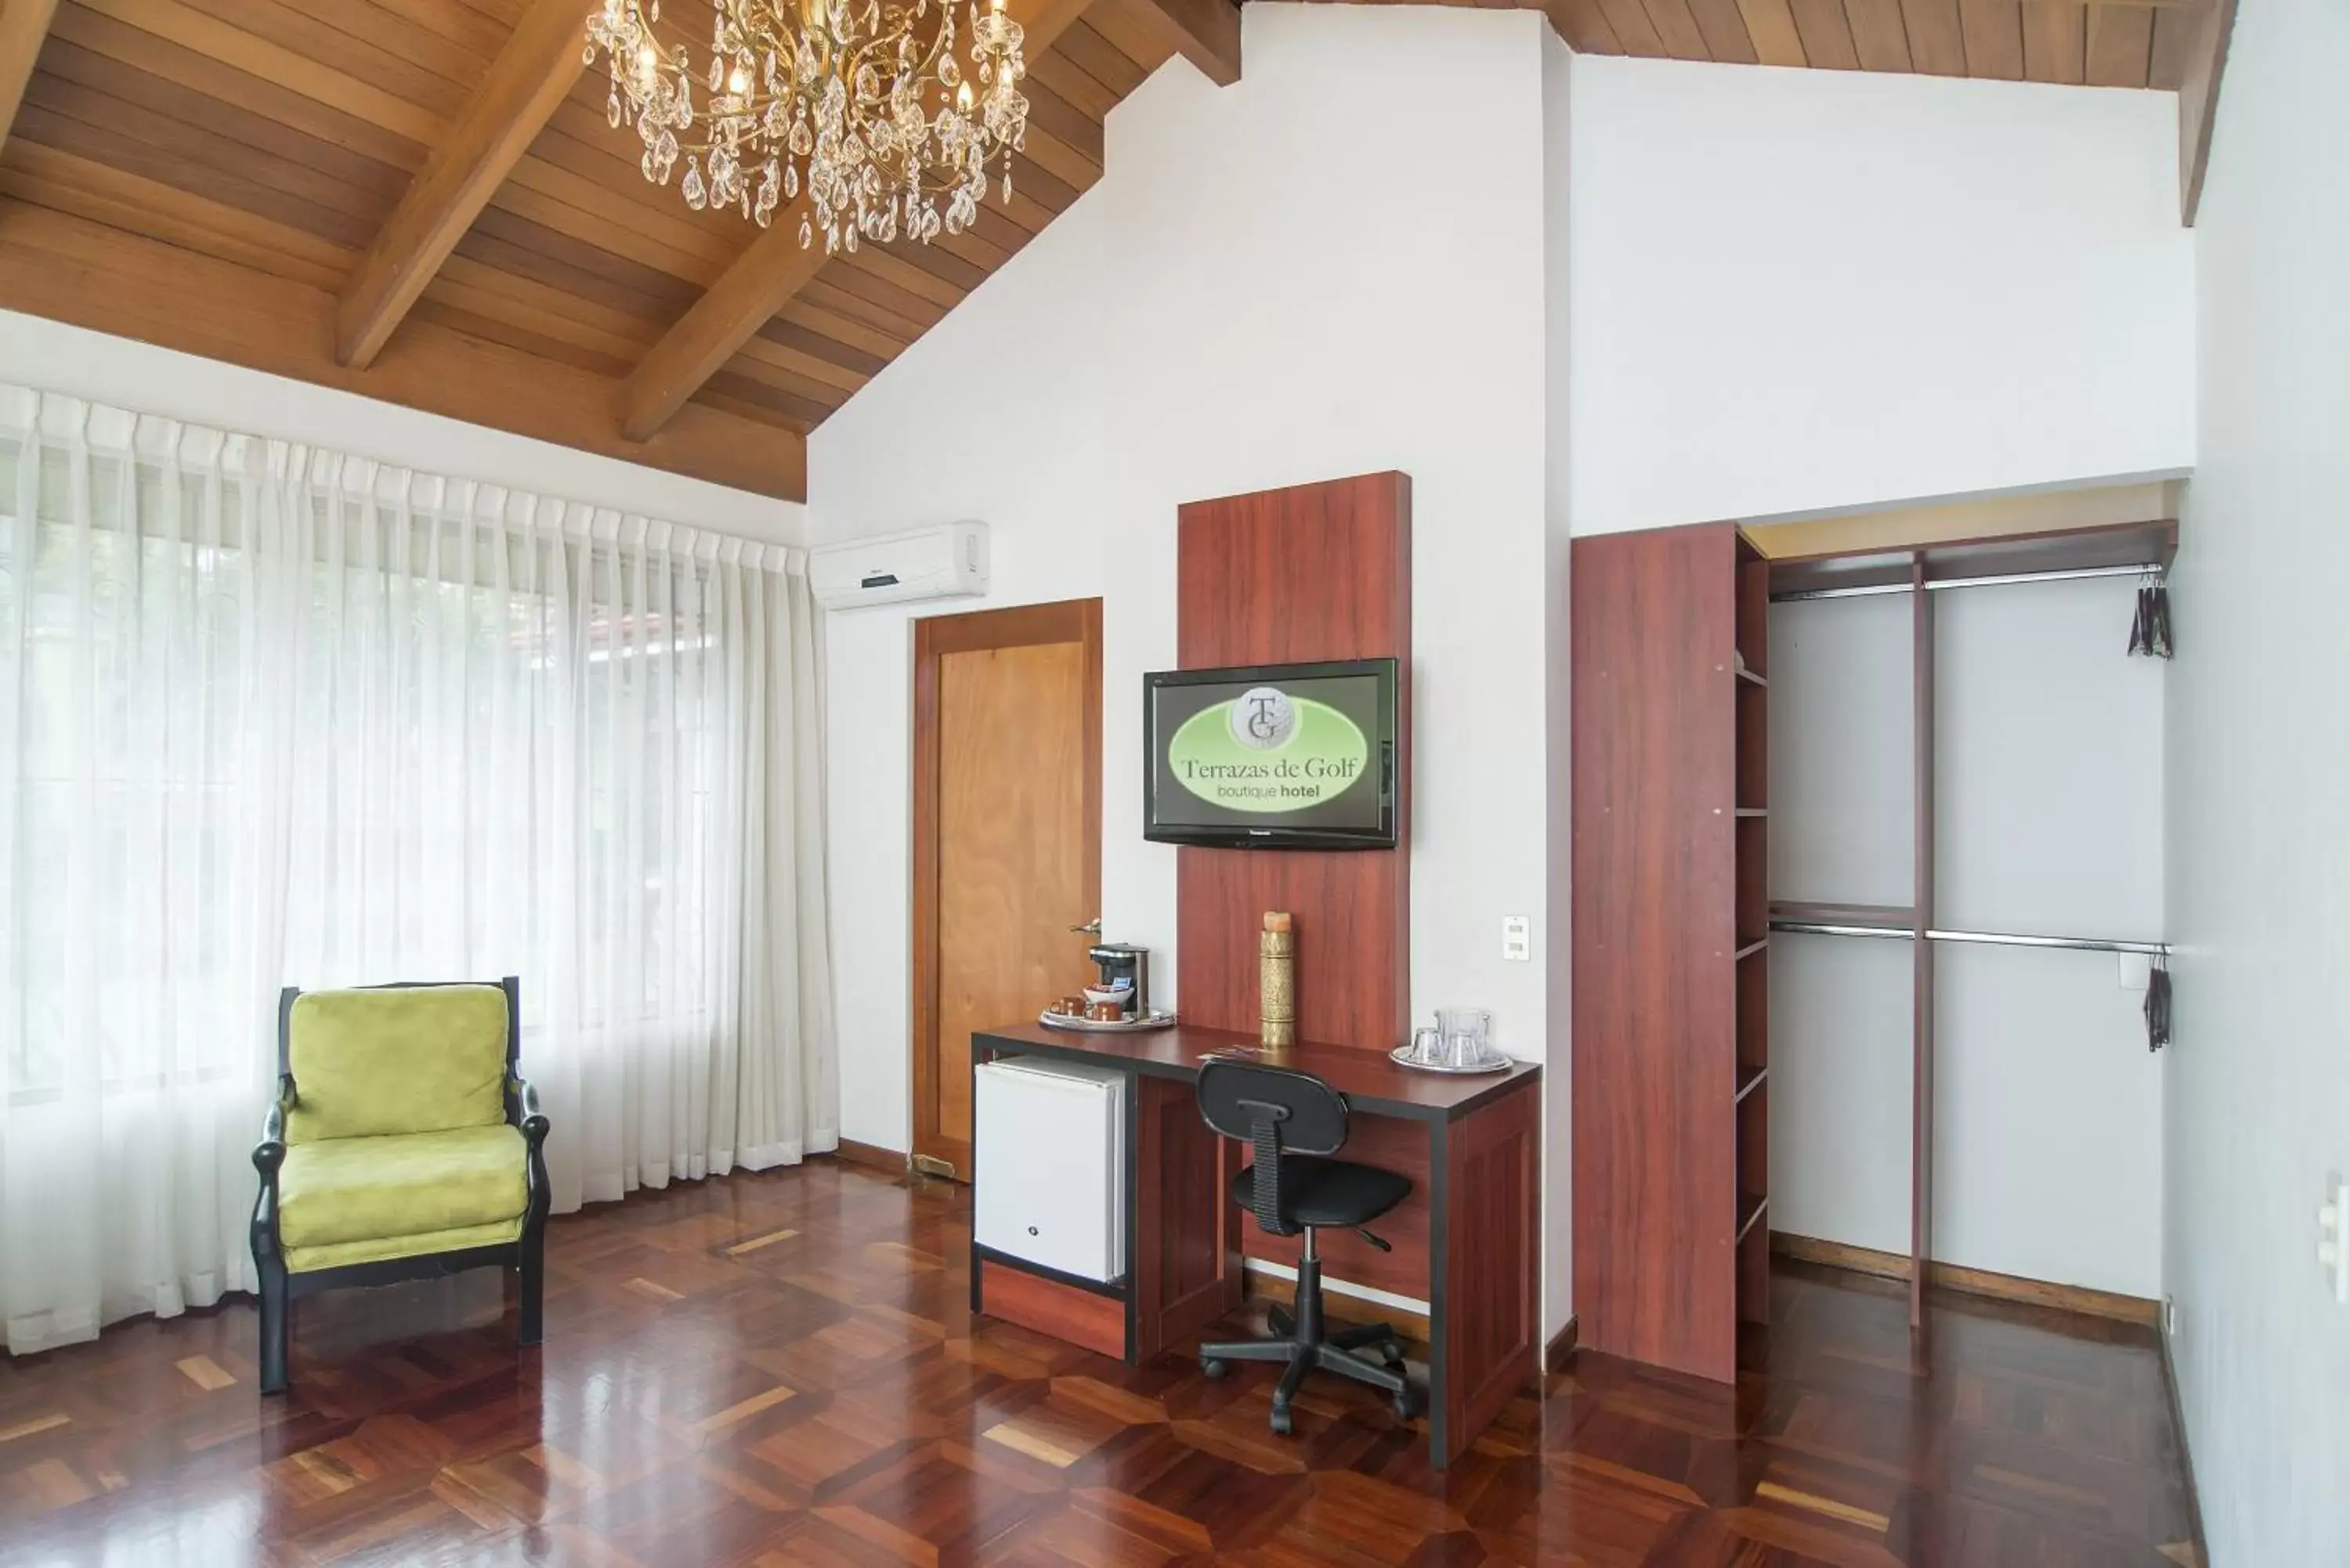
1142 658 1399 849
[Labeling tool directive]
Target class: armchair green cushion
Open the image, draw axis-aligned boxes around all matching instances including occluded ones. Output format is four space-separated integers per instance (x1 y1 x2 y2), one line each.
277 1123 530 1273
284 1218 526 1274
285 985 510 1143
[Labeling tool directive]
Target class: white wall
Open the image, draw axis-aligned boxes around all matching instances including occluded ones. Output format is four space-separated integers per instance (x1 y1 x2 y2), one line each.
0 311 804 546
1538 25 1576 1339
2165 0 2350 1559
1768 594 1916 1257
1935 581 2164 1297
812 5 1558 1253
810 5 2202 1346
1567 57 2196 536
1768 580 2166 1299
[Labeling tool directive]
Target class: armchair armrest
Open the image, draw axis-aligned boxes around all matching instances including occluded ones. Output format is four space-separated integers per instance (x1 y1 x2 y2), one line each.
511 1074 552 1240
251 1080 294 1269
510 1075 549 1147
253 1083 291 1180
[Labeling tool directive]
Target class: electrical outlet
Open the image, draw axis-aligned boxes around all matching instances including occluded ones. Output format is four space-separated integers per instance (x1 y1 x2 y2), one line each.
2322 1176 2350 1306
1502 916 1531 963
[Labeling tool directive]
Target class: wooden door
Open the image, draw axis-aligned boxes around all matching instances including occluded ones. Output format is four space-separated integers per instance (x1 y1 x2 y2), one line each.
912 600 1102 1180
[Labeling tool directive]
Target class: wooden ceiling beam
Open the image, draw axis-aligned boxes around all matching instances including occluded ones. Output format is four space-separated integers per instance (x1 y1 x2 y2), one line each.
1102 0 1242 86
0 0 62 153
623 211 830 442
0 201 806 498
334 0 586 370
618 0 1107 442
2171 0 2239 225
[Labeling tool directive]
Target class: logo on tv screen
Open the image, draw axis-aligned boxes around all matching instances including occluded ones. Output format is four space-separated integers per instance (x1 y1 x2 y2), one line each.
1166 685 1368 814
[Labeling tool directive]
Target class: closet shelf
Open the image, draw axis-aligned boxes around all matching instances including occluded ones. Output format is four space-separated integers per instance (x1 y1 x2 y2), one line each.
1735 667 1767 688
1769 900 1914 933
1733 938 1769 962
1735 1064 1767 1104
1734 807 1768 819
1735 1191 1770 1245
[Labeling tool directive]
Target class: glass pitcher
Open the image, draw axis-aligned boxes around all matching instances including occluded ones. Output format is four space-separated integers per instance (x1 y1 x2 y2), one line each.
1436 1006 1495 1070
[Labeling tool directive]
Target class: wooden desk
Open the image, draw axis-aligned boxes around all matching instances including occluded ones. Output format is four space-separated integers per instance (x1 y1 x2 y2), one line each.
968 1020 1542 1468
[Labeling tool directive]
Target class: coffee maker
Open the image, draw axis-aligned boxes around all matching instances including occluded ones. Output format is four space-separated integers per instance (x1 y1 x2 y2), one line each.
1086 943 1151 1021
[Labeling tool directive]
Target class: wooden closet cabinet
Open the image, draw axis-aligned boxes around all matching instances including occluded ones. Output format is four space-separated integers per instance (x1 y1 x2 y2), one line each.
1571 520 1771 1384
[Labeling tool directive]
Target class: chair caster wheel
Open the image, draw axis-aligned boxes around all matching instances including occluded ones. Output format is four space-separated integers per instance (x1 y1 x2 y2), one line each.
1269 1404 1292 1436
1381 1343 1406 1369
1391 1391 1415 1422
1200 1357 1227 1379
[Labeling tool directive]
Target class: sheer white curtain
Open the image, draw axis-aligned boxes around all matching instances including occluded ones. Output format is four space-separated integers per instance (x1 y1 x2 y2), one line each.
0 386 837 1355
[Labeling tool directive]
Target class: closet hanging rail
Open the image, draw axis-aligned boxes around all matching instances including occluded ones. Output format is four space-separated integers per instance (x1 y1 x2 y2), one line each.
1928 927 2168 957
1769 919 2169 958
1771 563 2150 603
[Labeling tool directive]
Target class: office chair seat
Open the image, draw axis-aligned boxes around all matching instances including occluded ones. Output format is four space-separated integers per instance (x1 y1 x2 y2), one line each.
1229 1157 1409 1230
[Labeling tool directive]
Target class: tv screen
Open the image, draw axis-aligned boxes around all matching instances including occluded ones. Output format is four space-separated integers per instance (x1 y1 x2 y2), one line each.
1143 659 1398 849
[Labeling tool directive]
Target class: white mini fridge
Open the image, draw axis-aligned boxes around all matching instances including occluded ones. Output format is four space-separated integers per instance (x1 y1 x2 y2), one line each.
973 1057 1128 1283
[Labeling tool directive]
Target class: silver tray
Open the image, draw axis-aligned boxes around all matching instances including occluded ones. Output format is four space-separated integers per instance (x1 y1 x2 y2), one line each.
1039 1007 1178 1034
1389 1044 1516 1075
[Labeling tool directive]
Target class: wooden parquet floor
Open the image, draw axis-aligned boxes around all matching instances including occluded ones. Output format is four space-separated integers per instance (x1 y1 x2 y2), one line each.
0 1161 2200 1566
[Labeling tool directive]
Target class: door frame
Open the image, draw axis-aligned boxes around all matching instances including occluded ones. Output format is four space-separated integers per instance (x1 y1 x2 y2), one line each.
910 598 1103 1179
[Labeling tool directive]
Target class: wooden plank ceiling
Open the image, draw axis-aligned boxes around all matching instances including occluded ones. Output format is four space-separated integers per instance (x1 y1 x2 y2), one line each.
0 0 1237 499
1341 0 2207 90
0 0 2221 501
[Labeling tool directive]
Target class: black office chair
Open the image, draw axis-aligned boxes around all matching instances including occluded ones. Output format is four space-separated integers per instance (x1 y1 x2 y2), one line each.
1195 1058 1415 1434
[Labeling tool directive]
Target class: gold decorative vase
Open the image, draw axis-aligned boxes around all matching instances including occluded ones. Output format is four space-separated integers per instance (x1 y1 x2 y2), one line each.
1260 911 1296 1049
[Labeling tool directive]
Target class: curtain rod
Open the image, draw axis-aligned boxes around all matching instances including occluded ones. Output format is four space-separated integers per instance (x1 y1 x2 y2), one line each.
1770 919 2169 957
1770 562 2153 603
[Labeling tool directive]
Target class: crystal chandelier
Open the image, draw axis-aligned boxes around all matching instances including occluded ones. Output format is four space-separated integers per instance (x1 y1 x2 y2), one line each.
584 0 1029 254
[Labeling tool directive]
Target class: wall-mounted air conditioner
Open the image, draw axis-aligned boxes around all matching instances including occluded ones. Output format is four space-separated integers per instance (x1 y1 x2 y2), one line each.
809 521 988 610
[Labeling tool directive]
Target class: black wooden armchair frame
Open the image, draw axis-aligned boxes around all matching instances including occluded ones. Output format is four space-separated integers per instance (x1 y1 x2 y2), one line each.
251 975 551 1395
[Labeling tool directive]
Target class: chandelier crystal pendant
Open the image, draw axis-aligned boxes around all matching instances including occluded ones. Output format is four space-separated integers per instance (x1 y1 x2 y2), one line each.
584 0 1029 255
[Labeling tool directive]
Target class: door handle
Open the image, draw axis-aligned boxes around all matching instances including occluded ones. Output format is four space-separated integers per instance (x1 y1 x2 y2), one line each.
1071 919 1102 936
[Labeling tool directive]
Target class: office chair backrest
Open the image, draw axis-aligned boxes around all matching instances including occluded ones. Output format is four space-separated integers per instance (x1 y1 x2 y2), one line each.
1196 1059 1349 1238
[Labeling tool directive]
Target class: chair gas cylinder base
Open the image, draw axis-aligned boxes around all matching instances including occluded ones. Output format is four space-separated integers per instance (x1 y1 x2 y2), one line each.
1198 1230 1415 1433
1195 1058 1419 1436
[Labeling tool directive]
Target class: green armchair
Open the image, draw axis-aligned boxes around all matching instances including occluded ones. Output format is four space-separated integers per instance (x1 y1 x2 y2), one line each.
251 977 551 1394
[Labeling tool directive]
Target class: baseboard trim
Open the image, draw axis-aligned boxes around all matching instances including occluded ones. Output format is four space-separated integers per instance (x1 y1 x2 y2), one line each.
2157 1315 2211 1568
826 1138 907 1176
1543 1314 1580 1374
1241 1262 1431 1346
1770 1230 2160 1327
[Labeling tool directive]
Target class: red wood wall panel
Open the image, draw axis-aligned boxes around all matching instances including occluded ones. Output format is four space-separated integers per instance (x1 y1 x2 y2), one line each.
1174 471 1413 1050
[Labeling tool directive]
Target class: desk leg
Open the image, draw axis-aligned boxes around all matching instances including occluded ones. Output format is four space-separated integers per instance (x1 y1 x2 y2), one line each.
1131 1074 1246 1362
1430 1080 1542 1468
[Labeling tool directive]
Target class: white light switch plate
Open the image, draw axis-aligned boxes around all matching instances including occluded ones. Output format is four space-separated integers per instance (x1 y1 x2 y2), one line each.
1502 916 1531 962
